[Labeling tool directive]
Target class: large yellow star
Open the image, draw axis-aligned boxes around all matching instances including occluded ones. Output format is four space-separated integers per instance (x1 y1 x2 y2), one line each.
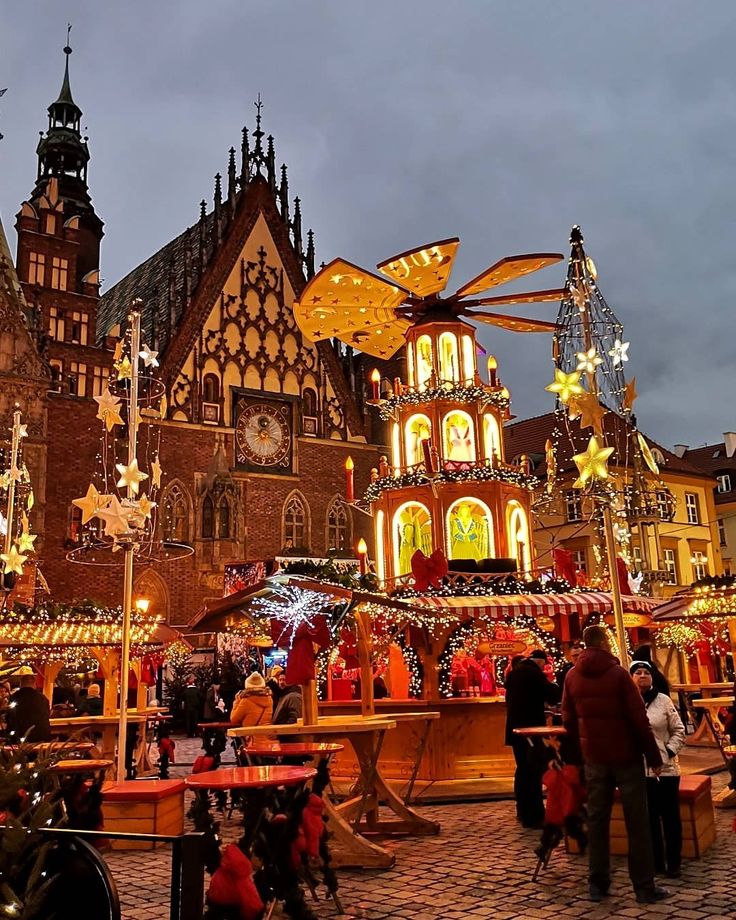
638 433 660 474
1 545 27 576
545 369 584 405
94 389 124 432
16 531 37 553
115 356 132 380
95 496 131 537
573 436 615 489
622 377 638 412
116 458 148 495
137 493 155 519
72 483 113 524
569 393 607 435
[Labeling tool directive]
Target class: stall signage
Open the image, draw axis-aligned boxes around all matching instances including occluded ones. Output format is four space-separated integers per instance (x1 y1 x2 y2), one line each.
537 615 556 632
488 639 528 656
604 612 652 628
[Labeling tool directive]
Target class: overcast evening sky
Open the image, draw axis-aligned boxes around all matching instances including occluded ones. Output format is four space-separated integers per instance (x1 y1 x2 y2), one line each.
2 2 734 451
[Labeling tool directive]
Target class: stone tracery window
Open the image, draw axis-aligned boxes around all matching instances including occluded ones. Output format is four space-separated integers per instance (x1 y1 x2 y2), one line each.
202 495 215 539
218 495 231 539
283 491 309 550
162 483 190 543
326 498 350 552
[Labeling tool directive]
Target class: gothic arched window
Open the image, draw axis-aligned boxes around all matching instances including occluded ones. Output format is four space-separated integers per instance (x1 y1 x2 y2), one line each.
218 495 231 539
202 495 215 539
203 373 220 404
303 388 317 417
162 483 190 543
283 491 309 550
326 498 350 553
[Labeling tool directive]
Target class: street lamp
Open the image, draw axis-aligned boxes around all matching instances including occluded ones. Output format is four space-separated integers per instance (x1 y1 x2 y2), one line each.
134 597 150 615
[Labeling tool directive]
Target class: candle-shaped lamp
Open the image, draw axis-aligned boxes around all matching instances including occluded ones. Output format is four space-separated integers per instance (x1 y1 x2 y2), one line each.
487 354 498 387
421 438 435 475
370 368 381 400
357 537 368 575
344 455 355 502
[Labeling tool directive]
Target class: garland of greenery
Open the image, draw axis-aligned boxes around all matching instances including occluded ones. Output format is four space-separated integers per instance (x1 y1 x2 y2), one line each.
363 464 538 505
378 383 509 419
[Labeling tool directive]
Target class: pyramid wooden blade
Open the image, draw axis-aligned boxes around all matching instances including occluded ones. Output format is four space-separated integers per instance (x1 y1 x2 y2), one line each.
466 288 567 308
377 238 460 297
471 311 558 333
454 253 564 298
294 258 411 358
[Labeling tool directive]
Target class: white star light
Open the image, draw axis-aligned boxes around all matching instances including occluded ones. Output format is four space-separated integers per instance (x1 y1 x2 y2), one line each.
575 348 603 374
609 339 630 366
138 344 159 368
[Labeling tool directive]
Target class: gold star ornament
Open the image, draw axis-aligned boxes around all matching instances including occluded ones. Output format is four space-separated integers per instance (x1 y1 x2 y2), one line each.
94 389 124 431
151 456 162 489
622 377 638 412
16 531 37 553
115 356 132 380
573 436 615 489
575 348 603 375
95 496 132 537
568 393 607 435
116 458 149 495
545 369 584 405
1 545 27 576
73 483 113 524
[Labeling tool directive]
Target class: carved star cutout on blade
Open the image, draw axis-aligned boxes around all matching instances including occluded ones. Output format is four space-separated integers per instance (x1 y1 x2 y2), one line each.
94 389 124 431
545 369 584 405
116 458 149 495
138 344 159 368
1 545 27 576
151 456 162 489
573 436 615 489
95 496 132 537
622 377 638 412
569 282 588 311
72 483 113 524
568 393 607 435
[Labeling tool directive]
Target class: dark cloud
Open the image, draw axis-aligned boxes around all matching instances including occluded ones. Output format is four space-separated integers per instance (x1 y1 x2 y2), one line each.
2 1 734 449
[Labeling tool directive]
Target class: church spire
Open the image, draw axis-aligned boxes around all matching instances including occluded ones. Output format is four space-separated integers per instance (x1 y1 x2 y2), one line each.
34 28 92 208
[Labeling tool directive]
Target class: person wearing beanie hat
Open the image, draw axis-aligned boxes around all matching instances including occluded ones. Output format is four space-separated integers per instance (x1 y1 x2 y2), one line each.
630 660 685 878
231 672 272 729
632 645 670 695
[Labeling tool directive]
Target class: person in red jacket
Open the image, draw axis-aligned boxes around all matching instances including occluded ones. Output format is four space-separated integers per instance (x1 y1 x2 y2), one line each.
562 625 669 906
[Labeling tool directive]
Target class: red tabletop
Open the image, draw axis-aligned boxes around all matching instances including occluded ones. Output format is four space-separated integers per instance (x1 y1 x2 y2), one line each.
185 765 316 791
197 722 238 730
244 742 344 757
513 726 567 738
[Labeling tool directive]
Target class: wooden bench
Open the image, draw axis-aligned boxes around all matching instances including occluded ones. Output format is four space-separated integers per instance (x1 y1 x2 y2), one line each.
610 774 716 858
101 779 186 850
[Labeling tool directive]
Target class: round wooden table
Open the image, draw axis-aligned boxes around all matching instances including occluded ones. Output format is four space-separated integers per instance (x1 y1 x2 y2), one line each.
241 741 344 763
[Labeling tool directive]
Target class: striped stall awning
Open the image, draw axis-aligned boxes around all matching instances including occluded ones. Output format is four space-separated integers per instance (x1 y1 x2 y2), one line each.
414 591 660 620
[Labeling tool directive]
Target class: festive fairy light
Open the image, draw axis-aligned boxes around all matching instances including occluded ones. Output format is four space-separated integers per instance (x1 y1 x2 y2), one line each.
0 600 162 647
363 463 538 505
377 382 509 420
252 585 331 649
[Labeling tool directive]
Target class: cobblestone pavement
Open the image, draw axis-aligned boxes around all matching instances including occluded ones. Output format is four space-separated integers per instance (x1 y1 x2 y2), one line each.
104 737 736 919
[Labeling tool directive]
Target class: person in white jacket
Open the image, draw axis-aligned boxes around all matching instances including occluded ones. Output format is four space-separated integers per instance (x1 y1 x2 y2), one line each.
630 660 686 878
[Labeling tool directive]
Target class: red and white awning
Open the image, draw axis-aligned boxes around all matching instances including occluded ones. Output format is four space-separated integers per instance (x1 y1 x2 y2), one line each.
414 591 659 620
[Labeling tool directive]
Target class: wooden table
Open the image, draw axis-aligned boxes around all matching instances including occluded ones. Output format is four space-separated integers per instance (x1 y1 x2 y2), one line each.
49 712 150 775
230 716 439 869
361 711 440 805
242 741 344 763
692 697 734 761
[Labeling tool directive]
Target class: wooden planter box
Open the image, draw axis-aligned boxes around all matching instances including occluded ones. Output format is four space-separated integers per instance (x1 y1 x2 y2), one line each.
102 779 186 850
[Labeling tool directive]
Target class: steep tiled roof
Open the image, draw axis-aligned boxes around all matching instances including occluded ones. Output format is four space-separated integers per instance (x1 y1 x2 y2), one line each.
505 410 711 480
684 442 736 504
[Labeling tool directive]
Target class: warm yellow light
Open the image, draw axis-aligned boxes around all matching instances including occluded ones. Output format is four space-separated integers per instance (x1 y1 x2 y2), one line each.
500 386 510 400
345 456 354 471
357 538 368 555
135 597 150 614
371 368 381 383
487 355 497 371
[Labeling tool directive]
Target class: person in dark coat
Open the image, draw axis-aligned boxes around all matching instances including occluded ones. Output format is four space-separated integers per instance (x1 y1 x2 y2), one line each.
562 625 668 905
6 671 51 743
78 683 103 716
504 650 561 827
272 682 303 726
183 680 201 737
203 680 223 722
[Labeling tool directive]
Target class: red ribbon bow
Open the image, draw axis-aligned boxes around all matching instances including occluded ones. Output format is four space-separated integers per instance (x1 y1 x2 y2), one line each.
271 615 331 685
410 548 449 592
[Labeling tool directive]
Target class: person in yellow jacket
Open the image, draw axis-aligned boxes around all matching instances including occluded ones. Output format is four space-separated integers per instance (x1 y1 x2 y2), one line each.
231 672 273 728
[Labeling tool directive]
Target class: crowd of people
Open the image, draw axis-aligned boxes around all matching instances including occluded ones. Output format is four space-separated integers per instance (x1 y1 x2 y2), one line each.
506 627 686 905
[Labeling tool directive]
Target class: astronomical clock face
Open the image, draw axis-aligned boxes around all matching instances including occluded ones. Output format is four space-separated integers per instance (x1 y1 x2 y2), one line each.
234 396 293 472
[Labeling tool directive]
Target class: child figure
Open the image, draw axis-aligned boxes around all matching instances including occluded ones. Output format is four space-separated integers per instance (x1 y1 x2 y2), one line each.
465 655 482 697
157 728 176 779
451 649 469 697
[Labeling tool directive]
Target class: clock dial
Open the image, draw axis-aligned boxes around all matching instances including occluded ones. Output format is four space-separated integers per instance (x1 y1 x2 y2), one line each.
236 403 291 468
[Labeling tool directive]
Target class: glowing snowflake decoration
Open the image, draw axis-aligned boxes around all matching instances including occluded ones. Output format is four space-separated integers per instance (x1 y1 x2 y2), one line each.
252 585 327 649
609 339 630 366
575 347 603 374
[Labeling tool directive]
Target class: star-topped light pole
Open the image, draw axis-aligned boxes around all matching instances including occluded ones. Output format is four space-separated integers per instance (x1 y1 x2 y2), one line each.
1 407 33 592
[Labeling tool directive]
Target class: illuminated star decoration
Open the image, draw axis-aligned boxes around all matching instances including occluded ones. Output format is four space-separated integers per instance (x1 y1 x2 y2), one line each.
138 343 159 368
575 347 603 375
151 456 162 489
116 458 149 495
622 377 638 412
137 493 155 519
569 282 588 312
0 510 6 537
545 369 584 405
115 356 132 380
637 432 660 475
572 435 615 489
1 545 27 576
544 438 556 493
609 339 630 366
72 483 112 524
113 340 124 362
568 392 607 435
95 496 132 538
94 388 124 431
